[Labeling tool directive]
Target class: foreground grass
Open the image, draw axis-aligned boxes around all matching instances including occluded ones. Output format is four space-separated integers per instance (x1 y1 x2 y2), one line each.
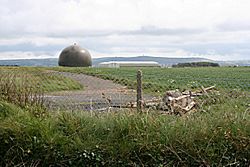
0 99 249 166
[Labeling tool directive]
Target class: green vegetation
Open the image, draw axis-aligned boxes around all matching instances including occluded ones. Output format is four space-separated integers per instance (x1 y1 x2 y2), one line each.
0 66 249 166
52 66 250 93
0 99 250 166
0 66 82 92
0 66 82 108
173 62 220 67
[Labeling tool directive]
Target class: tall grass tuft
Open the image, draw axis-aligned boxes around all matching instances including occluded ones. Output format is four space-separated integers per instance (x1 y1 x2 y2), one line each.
0 71 46 109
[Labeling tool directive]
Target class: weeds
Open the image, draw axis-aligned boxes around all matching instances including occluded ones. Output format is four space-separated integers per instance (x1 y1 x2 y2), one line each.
0 67 83 109
0 71 45 109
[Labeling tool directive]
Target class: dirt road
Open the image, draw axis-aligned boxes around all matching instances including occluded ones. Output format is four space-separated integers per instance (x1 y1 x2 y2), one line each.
45 71 150 111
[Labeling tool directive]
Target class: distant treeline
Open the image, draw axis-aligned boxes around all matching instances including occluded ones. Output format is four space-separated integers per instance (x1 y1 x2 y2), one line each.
0 65 19 67
173 62 220 67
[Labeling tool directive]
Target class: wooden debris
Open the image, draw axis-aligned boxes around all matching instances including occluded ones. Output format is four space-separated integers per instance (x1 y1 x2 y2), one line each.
201 85 216 92
100 85 217 116
150 85 216 115
102 92 112 106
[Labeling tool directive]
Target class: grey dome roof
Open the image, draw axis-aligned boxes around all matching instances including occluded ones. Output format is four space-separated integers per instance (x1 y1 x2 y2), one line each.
58 44 92 67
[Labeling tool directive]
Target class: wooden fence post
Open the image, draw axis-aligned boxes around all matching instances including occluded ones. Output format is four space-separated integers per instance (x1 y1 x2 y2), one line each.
137 70 143 112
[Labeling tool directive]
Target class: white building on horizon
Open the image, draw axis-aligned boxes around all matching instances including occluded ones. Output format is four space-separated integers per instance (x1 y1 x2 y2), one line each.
98 61 161 68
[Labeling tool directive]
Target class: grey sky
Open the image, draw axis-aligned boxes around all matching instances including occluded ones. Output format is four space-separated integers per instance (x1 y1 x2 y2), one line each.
0 0 250 60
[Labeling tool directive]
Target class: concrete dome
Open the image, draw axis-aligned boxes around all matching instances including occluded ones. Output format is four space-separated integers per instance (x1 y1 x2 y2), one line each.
58 44 92 67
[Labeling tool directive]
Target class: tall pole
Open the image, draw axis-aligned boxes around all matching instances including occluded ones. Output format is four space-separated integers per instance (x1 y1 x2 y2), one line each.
137 70 143 112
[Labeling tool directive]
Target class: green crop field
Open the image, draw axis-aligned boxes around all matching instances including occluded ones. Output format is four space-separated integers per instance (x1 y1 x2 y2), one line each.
52 66 250 93
51 66 249 115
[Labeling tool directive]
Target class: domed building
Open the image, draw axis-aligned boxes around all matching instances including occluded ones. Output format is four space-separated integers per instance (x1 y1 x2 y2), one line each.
58 44 92 67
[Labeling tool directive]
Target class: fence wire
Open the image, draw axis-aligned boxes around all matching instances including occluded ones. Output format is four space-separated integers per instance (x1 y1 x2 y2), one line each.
0 67 249 115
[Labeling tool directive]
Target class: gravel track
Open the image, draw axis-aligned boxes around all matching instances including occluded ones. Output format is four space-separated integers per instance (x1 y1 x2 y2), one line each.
45 71 148 111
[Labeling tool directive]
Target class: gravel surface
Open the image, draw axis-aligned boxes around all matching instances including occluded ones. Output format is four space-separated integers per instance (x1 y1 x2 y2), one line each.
45 71 152 111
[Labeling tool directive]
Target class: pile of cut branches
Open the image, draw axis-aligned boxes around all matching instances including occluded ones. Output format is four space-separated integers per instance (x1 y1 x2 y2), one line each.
145 85 217 115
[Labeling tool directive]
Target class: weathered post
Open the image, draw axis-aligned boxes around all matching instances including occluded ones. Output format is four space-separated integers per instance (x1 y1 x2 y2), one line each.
137 70 143 112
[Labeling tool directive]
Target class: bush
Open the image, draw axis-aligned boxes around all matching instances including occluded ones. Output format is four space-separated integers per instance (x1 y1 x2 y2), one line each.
173 62 220 67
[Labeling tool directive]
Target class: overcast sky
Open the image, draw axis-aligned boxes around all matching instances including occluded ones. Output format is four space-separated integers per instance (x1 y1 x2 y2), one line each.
1 0 250 60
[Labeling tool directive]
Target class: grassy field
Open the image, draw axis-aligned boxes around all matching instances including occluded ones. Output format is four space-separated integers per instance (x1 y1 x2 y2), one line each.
0 66 83 92
51 66 249 113
52 66 250 93
0 67 83 108
50 66 249 114
0 66 249 166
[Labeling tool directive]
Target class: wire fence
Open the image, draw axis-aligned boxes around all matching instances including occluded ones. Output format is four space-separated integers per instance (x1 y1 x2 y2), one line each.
0 67 249 115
